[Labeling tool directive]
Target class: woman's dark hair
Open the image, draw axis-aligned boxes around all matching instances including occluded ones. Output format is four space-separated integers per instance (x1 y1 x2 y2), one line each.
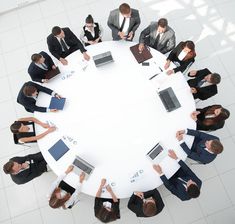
95 206 118 223
86 14 94 24
10 121 23 134
181 40 196 61
49 188 71 209
203 105 230 126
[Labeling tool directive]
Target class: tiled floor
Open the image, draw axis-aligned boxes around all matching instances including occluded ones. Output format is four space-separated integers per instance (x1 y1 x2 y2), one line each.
0 0 235 223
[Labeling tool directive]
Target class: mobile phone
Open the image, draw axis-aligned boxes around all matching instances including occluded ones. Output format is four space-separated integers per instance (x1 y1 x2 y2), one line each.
142 62 150 66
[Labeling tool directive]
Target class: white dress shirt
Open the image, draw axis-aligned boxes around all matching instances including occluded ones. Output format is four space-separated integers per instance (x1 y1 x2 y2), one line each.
119 13 130 35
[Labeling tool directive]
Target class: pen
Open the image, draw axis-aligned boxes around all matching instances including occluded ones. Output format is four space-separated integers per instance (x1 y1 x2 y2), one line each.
159 66 163 72
149 73 160 80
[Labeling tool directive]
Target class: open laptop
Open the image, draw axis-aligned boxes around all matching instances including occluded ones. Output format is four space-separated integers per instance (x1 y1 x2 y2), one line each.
72 155 94 180
93 51 114 67
48 139 70 161
146 143 168 164
130 44 152 63
158 87 181 112
45 67 60 80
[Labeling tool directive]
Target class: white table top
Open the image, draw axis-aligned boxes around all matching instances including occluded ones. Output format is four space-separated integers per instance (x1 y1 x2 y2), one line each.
35 41 196 198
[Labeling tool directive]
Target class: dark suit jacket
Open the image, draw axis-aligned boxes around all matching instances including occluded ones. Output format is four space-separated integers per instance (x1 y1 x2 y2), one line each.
187 68 218 100
107 8 141 40
160 160 202 201
167 41 195 73
10 152 47 185
47 27 86 60
17 81 53 113
180 129 218 164
28 51 55 83
196 106 225 131
128 188 164 217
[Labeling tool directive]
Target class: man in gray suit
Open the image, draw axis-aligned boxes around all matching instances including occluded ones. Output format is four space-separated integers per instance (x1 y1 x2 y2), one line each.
107 3 141 41
139 18 175 54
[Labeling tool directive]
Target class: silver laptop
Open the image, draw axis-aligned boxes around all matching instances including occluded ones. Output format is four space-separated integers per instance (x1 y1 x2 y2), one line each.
146 143 168 164
158 87 181 112
72 155 94 180
93 51 114 67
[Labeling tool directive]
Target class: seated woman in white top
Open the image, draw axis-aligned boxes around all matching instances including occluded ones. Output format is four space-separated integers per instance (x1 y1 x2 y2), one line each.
80 14 103 46
48 165 85 209
10 117 56 144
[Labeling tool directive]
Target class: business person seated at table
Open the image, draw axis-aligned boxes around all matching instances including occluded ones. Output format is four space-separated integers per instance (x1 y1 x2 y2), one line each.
164 40 196 75
94 178 120 223
188 68 221 100
17 81 61 113
47 26 90 65
48 165 85 209
127 188 164 217
28 51 57 83
10 117 56 144
107 3 140 41
176 129 223 164
3 152 48 185
80 14 103 46
153 150 202 201
138 18 175 54
191 105 230 131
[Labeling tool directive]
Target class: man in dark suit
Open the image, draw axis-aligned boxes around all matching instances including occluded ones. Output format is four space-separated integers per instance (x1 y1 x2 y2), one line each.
107 3 140 41
153 150 202 201
176 129 223 164
17 81 61 113
47 26 90 65
3 152 48 185
28 51 57 83
139 18 175 54
188 68 221 100
128 188 164 217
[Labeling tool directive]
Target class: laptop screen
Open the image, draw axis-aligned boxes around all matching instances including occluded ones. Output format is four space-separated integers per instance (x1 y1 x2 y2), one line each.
93 51 113 67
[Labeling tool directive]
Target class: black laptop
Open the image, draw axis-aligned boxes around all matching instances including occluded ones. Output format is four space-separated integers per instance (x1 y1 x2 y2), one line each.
158 87 181 112
93 51 114 67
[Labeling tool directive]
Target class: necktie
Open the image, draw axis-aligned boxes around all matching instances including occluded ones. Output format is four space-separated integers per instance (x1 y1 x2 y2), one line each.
119 17 126 32
178 177 187 189
197 80 206 87
155 33 160 45
60 38 68 52
41 63 48 70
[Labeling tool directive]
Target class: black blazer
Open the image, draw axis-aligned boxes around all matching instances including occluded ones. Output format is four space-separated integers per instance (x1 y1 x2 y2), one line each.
160 160 202 201
17 81 53 113
28 51 55 83
128 188 164 217
47 27 86 59
187 68 218 100
167 41 195 73
10 152 47 185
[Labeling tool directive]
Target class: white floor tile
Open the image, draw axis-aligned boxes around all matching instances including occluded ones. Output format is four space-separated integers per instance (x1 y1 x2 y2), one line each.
0 54 8 78
0 101 16 129
39 0 65 18
226 104 235 136
0 11 20 33
191 218 208 224
0 77 11 103
11 210 43 224
0 189 11 222
198 176 231 216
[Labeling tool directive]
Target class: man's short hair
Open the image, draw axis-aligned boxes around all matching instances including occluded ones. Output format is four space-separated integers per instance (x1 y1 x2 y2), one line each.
211 140 223 154
23 85 37 96
143 201 157 217
210 73 221 84
119 3 131 14
52 26 62 36
187 184 200 198
31 53 42 63
158 18 168 28
3 161 14 174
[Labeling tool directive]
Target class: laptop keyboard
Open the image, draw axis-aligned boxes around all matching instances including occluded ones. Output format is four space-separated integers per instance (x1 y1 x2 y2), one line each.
162 91 175 110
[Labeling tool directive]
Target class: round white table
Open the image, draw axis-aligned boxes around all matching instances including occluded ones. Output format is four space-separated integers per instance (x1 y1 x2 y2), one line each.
35 41 196 198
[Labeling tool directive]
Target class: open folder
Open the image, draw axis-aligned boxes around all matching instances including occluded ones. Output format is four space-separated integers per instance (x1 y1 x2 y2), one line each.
48 139 70 161
45 67 60 80
130 44 153 63
49 97 66 110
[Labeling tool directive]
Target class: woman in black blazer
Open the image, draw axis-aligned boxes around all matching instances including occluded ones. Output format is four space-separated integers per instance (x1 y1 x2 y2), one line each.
164 40 196 74
94 179 120 223
191 105 230 131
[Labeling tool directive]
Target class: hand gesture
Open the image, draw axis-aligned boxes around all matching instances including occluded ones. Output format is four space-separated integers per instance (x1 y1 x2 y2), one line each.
42 79 49 83
138 43 144 53
189 70 197 77
60 58 68 66
167 69 174 75
135 191 144 199
52 65 57 70
65 165 74 174
100 178 106 187
127 31 133 40
50 109 58 112
168 150 178 160
41 122 50 128
106 184 113 193
48 126 56 133
83 52 90 61
164 61 170 70
191 111 200 121
153 164 163 174
79 172 86 183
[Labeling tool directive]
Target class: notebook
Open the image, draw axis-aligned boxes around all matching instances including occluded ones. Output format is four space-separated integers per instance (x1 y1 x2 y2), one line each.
48 139 70 161
158 87 181 112
130 44 153 63
49 97 66 110
146 143 167 164
93 51 114 67
72 155 94 180
45 67 60 80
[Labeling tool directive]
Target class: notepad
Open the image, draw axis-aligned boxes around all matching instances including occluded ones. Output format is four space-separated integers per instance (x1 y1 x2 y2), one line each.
49 97 66 110
45 67 60 80
130 44 152 63
48 139 70 161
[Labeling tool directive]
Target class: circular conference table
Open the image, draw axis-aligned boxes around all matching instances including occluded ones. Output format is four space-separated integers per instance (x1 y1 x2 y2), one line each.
35 41 196 198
